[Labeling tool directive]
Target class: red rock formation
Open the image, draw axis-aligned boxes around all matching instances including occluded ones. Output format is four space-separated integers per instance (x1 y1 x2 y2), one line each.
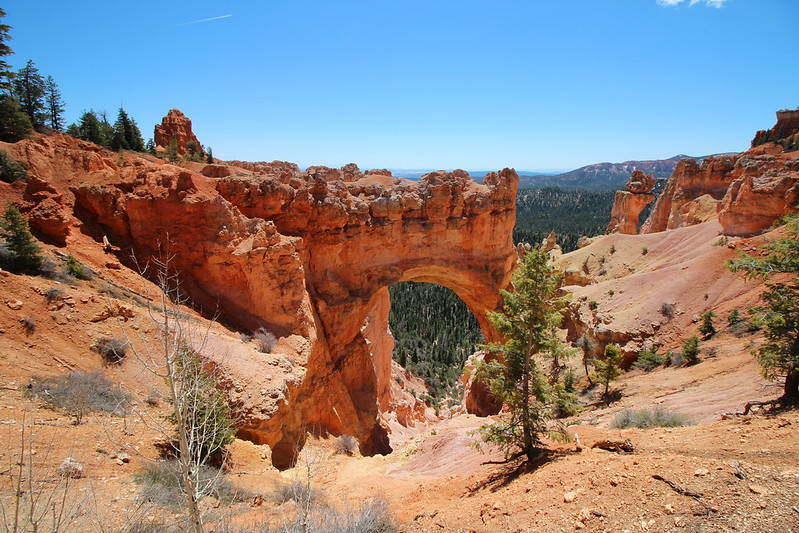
752 108 799 146
154 109 203 155
642 150 799 236
606 170 655 235
641 156 736 233
57 148 518 467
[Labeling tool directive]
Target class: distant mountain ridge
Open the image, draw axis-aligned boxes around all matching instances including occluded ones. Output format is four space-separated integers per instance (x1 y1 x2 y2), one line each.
517 155 700 192
392 154 732 192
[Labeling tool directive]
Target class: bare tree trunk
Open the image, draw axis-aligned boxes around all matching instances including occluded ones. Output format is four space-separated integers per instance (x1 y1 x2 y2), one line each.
784 369 799 404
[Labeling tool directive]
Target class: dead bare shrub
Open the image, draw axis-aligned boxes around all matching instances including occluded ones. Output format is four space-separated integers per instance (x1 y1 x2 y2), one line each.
29 370 129 424
92 335 130 363
253 327 277 353
334 434 357 456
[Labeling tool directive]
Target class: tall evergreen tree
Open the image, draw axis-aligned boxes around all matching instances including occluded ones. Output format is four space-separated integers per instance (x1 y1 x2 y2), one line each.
43 75 64 131
206 146 214 164
111 107 145 152
98 110 113 148
11 60 46 130
475 247 569 461
0 10 32 141
0 8 14 92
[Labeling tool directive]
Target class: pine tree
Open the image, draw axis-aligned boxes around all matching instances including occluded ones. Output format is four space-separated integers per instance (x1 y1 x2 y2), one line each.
728 212 799 403
0 205 42 273
0 8 14 92
206 146 213 164
475 247 568 461
0 93 32 142
593 343 622 398
43 76 64 131
74 110 103 145
111 107 144 152
11 60 46 130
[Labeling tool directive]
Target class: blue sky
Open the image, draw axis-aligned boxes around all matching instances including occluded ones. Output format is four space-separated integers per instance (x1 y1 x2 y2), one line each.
4 1 798 171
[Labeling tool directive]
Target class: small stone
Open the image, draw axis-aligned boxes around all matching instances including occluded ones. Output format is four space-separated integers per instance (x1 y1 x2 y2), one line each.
663 503 675 515
564 491 577 503
115 458 124 466
674 516 684 527
694 468 710 476
6 300 23 310
749 484 767 495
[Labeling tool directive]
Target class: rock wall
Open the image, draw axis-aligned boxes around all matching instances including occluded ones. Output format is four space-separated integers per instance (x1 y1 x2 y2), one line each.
2 133 518 468
641 149 799 236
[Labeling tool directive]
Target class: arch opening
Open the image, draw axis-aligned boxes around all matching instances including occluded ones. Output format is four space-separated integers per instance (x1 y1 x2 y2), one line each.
388 281 484 404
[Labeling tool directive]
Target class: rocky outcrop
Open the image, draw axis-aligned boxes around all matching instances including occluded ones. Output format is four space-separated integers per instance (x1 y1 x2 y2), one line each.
154 109 203 155
641 150 799 236
606 170 655 235
640 156 735 233
752 108 799 146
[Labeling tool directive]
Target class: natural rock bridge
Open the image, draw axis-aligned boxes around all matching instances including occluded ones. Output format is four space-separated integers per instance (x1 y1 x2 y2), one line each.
71 149 519 467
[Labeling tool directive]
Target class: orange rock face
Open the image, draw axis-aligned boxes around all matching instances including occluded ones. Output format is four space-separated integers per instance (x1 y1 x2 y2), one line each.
606 170 655 235
641 151 799 236
4 133 518 468
154 109 203 155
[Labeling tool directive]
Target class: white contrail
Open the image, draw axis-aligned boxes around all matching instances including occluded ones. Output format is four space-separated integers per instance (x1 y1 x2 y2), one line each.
179 14 232 26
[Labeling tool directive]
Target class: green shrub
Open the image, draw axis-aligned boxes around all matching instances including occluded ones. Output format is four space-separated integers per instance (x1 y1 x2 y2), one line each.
588 300 598 311
747 313 766 332
727 308 741 325
64 254 93 280
661 302 675 318
612 408 691 429
0 149 27 183
632 350 664 371
682 336 700 365
642 247 649 255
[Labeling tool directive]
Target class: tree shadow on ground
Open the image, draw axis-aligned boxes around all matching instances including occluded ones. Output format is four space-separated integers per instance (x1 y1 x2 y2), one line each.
465 449 570 495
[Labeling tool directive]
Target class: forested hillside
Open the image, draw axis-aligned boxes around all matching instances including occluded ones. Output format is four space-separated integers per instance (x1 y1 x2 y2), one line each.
389 186 617 401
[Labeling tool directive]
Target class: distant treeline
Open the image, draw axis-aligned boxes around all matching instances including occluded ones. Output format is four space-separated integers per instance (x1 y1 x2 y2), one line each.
514 186 615 253
389 186 616 400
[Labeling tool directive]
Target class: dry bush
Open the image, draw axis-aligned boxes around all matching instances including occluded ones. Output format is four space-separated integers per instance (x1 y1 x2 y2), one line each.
334 434 357 456
92 335 130 363
137 460 246 509
45 286 64 303
612 408 692 429
29 370 129 424
22 316 35 334
253 327 277 353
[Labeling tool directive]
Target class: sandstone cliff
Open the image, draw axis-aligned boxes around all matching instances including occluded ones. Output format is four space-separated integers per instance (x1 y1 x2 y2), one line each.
0 132 518 468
